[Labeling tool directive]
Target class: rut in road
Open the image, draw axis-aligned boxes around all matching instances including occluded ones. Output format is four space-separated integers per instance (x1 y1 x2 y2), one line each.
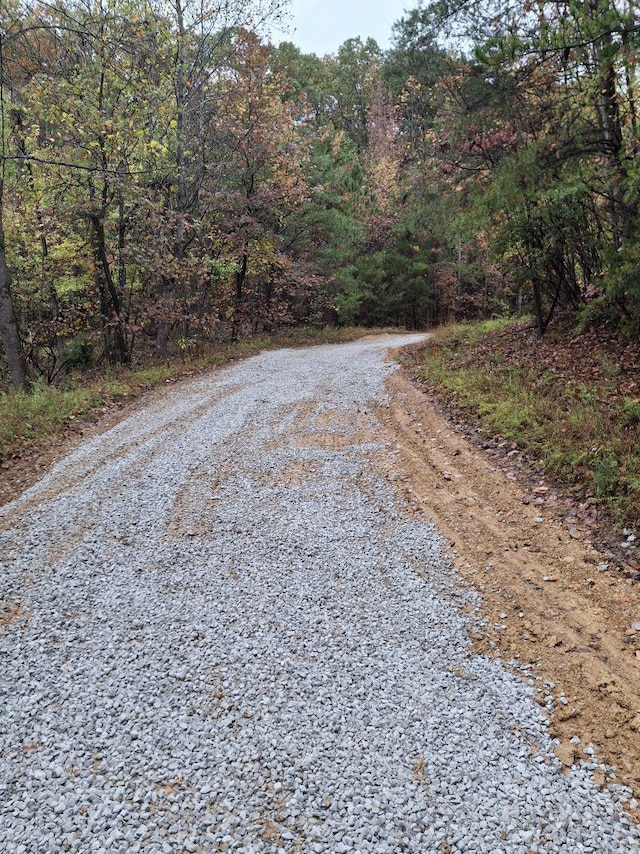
1 335 639 853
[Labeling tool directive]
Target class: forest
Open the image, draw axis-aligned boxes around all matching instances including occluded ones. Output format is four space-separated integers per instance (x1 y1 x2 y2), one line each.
1 0 639 390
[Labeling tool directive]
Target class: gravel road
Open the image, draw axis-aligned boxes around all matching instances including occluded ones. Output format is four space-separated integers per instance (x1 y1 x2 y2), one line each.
1 335 639 853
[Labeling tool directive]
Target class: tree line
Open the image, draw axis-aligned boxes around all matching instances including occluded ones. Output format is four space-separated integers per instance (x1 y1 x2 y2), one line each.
1 0 639 390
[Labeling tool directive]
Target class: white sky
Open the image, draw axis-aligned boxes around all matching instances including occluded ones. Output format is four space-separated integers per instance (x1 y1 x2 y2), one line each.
270 0 413 56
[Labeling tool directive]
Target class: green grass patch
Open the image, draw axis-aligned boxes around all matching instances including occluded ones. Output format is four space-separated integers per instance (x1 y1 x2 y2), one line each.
0 382 102 460
411 318 640 529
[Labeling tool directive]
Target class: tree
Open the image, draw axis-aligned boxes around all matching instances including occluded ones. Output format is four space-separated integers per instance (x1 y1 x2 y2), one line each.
385 0 640 332
0 179 29 390
211 31 313 335
0 0 291 385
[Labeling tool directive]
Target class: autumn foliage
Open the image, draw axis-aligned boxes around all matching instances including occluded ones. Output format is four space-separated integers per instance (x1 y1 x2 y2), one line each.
1 0 640 389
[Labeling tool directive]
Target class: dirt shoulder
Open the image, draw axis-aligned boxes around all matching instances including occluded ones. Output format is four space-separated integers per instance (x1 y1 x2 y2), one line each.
379 366 640 806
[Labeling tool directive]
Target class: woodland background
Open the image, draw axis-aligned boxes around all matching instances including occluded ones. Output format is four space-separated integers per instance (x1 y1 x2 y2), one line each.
1 0 640 391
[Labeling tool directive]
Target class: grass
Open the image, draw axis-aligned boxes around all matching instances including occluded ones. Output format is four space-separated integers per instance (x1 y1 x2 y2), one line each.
0 383 102 460
409 317 640 529
0 325 402 462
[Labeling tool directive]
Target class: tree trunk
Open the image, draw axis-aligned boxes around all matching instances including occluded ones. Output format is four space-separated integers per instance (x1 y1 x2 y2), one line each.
0 179 28 390
91 214 127 364
589 4 635 245
155 274 171 357
232 249 248 342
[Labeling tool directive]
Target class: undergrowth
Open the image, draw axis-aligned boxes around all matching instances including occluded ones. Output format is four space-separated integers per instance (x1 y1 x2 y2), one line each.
411 318 640 529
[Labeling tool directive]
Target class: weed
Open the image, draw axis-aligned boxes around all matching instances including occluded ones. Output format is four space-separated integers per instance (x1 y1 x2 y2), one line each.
622 397 640 427
0 383 100 459
601 358 621 379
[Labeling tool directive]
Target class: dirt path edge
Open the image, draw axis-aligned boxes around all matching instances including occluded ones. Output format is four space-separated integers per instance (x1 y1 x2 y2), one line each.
379 368 640 808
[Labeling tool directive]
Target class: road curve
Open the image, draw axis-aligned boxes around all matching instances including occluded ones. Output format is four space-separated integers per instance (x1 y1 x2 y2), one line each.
1 335 638 853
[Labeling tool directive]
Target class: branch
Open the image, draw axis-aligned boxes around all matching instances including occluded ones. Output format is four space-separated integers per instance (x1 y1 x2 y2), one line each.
4 153 157 176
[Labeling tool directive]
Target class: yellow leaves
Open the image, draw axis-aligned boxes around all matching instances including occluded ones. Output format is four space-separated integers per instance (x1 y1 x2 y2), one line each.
148 139 168 156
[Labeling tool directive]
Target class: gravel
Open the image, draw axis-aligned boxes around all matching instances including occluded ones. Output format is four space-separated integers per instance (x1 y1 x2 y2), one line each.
1 335 639 853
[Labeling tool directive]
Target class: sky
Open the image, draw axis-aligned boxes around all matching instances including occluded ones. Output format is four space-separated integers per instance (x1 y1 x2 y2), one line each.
270 0 412 56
